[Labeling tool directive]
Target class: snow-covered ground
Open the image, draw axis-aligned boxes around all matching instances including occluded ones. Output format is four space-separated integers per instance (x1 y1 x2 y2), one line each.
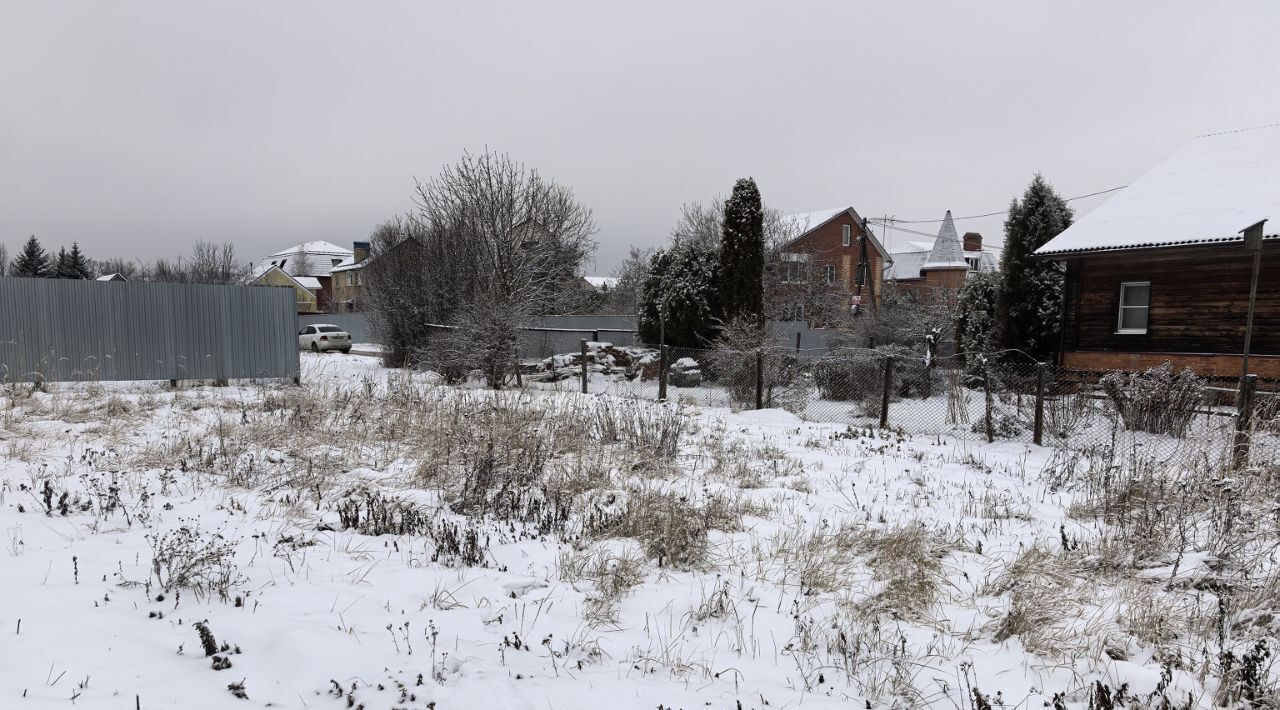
1 353 1276 708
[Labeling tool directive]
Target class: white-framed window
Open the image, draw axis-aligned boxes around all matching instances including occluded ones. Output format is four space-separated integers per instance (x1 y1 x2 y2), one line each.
346 272 353 287
841 224 851 247
825 264 837 284
356 271 363 286
1117 281 1150 334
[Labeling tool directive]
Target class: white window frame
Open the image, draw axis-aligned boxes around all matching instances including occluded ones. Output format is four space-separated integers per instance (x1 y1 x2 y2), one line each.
346 272 354 287
825 264 837 284
1116 281 1150 334
356 271 363 286
841 224 851 247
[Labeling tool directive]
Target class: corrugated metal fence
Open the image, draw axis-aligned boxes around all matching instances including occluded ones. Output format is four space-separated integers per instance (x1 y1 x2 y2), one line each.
0 278 300 383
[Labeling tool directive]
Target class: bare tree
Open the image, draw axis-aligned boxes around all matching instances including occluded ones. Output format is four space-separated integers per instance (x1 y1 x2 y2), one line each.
186 241 249 285
608 246 654 316
367 151 596 386
0 242 8 276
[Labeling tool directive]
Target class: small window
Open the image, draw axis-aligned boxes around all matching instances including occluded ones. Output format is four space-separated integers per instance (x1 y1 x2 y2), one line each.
347 272 354 287
279 258 287 270
784 260 806 283
826 264 837 284
332 258 342 266
1117 282 1150 334
356 271 363 286
841 225 851 247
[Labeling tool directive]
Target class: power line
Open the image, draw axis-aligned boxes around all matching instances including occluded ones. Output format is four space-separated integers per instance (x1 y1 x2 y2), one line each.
866 185 1127 225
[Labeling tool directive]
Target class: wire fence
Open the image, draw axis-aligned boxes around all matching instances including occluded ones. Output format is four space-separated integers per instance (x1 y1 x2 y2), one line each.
522 340 1279 470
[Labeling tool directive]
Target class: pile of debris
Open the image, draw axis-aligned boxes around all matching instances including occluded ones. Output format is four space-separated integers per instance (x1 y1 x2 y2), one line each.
524 342 702 387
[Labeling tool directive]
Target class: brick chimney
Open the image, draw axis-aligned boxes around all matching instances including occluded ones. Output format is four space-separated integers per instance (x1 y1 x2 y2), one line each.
353 241 370 263
962 232 982 252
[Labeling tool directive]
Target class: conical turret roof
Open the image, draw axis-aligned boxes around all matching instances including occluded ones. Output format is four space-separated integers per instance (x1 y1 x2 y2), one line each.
922 211 969 269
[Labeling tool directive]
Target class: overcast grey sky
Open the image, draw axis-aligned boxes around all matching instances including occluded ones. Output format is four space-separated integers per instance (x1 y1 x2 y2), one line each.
2 1 1278 272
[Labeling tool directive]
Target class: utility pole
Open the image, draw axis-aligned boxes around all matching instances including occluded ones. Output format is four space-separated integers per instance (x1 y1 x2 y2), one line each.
1240 219 1267 377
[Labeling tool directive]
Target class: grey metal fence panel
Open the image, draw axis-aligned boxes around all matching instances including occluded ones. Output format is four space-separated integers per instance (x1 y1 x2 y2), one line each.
297 313 374 343
0 277 300 383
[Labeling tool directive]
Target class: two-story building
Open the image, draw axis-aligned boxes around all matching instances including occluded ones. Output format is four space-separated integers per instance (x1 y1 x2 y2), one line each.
776 207 891 323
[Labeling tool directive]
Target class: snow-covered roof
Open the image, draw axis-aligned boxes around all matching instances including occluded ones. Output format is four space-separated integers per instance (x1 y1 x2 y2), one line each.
329 255 367 273
261 241 354 278
1036 124 1280 256
251 264 321 293
584 276 619 290
921 211 970 270
887 250 929 280
95 273 126 282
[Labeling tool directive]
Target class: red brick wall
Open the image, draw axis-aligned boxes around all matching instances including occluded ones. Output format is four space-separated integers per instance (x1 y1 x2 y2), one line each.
783 213 884 301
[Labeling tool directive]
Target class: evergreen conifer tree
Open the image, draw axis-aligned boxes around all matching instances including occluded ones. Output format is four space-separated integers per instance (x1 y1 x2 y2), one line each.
54 247 71 279
12 235 52 278
637 240 721 347
717 178 764 325
66 243 92 279
997 174 1073 360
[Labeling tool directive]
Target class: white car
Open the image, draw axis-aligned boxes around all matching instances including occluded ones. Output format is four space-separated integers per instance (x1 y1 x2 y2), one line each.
298 324 352 353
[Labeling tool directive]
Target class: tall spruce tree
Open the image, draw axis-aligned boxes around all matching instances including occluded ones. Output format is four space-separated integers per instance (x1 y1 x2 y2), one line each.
54 247 70 278
12 235 52 278
65 243 92 279
718 178 764 325
998 174 1073 360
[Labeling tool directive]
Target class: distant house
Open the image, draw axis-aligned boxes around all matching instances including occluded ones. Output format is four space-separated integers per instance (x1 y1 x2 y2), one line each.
584 276 619 292
259 241 353 312
330 241 371 312
95 273 127 282
889 211 997 294
1036 124 1280 379
251 265 320 314
776 207 891 322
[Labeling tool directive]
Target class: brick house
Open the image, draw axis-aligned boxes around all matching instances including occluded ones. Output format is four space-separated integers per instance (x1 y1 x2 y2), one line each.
330 241 371 312
1036 125 1280 379
776 207 891 323
888 211 997 295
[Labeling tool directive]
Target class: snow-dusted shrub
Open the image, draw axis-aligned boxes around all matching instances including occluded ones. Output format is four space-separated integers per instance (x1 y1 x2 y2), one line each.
1100 364 1204 437
147 523 245 601
813 355 882 403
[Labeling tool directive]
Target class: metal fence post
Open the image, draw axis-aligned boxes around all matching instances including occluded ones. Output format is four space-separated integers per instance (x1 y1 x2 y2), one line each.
983 360 995 444
1033 363 1047 446
755 349 765 410
879 355 894 428
580 339 589 394
658 345 669 402
592 329 599 343
1233 373 1259 469
795 332 801 354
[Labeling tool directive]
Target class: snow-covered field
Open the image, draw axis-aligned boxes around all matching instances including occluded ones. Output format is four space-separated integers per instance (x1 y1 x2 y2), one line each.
2 353 1277 708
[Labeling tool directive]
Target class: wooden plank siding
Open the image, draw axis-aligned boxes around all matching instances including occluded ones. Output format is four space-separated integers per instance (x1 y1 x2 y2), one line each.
1061 242 1280 357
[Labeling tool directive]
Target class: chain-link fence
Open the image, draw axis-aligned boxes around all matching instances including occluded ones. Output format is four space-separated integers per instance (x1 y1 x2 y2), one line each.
521 339 1278 470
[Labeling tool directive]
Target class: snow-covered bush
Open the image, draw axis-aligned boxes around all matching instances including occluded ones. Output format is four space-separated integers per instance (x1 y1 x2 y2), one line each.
1100 364 1204 437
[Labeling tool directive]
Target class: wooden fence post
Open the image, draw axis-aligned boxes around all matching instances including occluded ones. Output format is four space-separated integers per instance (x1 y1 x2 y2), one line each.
1233 374 1259 469
879 355 894 428
1033 363 1047 446
658 345 669 402
755 349 765 410
580 339 588 394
